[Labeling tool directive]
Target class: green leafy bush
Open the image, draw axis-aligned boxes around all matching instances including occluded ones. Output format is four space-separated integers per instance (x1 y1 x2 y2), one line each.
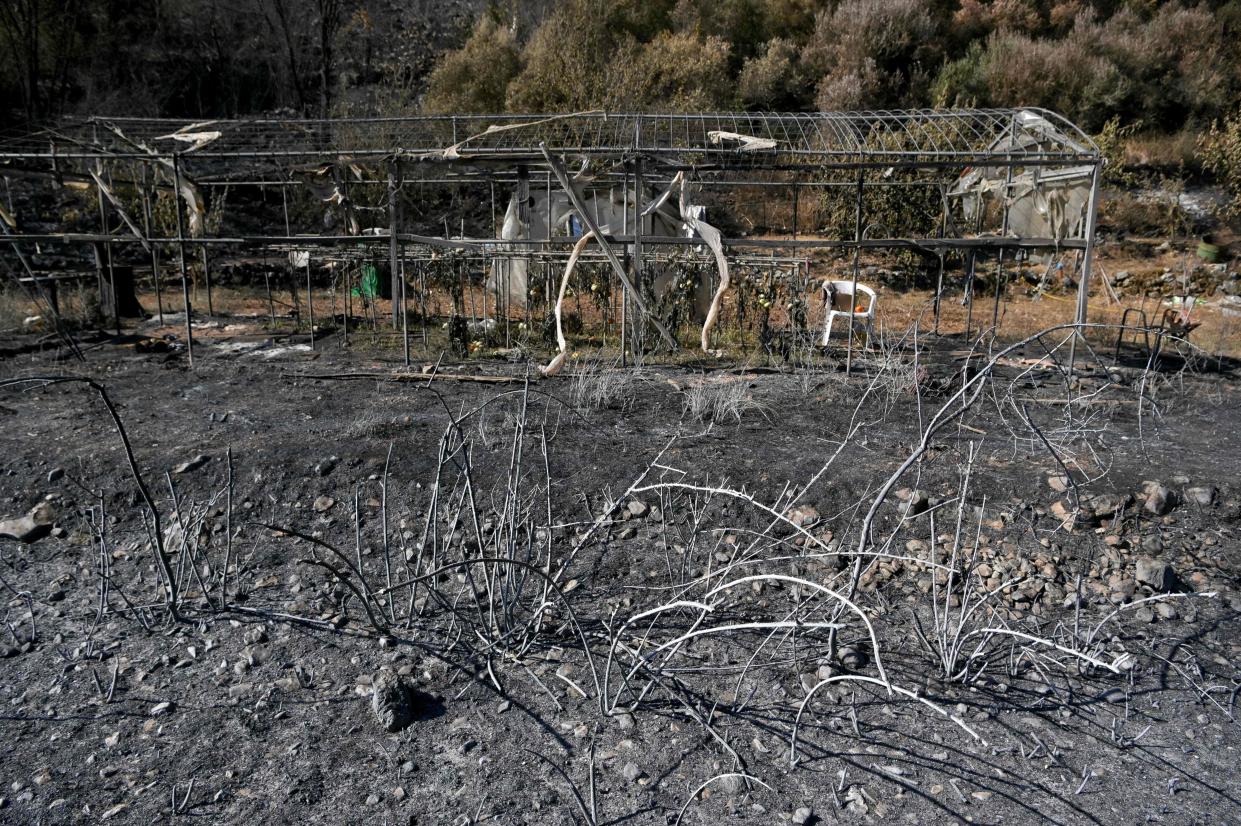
1200 111 1241 224
423 15 522 114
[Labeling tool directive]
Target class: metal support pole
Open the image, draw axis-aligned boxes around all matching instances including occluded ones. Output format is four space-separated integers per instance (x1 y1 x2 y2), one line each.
201 246 214 317
140 168 164 325
991 257 1004 336
306 257 315 349
281 182 291 235
1068 160 1103 377
171 154 194 365
933 184 948 334
94 171 119 335
964 253 976 342
791 183 799 240
419 264 428 347
621 169 629 365
989 114 1019 344
631 158 644 357
401 251 410 367
963 189 985 343
846 173 864 376
265 269 275 329
386 161 409 362
388 165 401 330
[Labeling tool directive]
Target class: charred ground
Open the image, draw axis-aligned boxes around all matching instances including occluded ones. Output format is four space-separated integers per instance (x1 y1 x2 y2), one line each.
0 329 1239 825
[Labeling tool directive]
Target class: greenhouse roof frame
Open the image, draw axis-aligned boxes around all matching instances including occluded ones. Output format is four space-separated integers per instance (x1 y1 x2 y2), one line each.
0 109 1099 177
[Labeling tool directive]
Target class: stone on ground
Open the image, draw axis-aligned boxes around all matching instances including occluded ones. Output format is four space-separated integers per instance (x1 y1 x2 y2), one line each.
1135 557 1176 592
371 671 416 733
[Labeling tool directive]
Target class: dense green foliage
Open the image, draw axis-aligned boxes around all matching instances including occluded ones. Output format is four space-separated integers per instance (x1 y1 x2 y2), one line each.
2 0 1238 136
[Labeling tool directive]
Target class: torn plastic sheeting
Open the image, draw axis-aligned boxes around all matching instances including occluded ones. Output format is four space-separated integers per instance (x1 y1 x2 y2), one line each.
408 111 604 162
487 182 682 310
708 130 778 152
156 120 223 153
676 173 730 353
952 167 1090 243
487 188 531 310
540 231 595 377
297 163 360 235
92 119 205 237
178 174 206 238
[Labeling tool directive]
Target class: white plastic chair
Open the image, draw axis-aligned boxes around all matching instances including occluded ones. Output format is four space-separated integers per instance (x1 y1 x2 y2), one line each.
821 280 876 347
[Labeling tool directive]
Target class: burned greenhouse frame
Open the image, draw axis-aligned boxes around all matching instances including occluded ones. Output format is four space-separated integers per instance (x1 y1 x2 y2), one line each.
0 108 1102 367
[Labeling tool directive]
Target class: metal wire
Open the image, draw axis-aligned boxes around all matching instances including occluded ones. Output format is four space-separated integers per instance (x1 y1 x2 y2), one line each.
0 109 1099 173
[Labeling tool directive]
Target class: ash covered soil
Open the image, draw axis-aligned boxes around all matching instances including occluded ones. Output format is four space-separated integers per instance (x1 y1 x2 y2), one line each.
1 334 1241 825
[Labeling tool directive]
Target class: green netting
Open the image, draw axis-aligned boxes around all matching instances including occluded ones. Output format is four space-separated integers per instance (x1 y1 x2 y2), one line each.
354 263 379 299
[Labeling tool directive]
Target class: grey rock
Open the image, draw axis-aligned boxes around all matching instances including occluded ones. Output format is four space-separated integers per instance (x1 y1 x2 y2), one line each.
626 499 649 518
173 454 209 475
1135 557 1176 592
837 644 866 670
621 762 643 783
1099 687 1126 704
715 774 746 795
1088 493 1131 519
792 805 815 825
898 490 928 517
315 456 339 477
0 515 48 543
1143 483 1174 516
785 505 820 528
0 502 55 543
313 495 336 513
1184 486 1216 507
371 671 416 733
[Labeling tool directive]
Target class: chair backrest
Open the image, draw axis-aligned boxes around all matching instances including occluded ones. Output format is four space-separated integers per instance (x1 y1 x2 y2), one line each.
822 280 876 314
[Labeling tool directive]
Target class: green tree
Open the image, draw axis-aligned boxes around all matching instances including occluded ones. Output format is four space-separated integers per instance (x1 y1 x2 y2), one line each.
738 38 808 110
503 0 620 112
423 14 521 113
802 0 945 110
612 31 732 111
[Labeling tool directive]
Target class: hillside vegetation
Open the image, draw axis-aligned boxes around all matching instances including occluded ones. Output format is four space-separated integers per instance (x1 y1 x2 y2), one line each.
2 1 1240 219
